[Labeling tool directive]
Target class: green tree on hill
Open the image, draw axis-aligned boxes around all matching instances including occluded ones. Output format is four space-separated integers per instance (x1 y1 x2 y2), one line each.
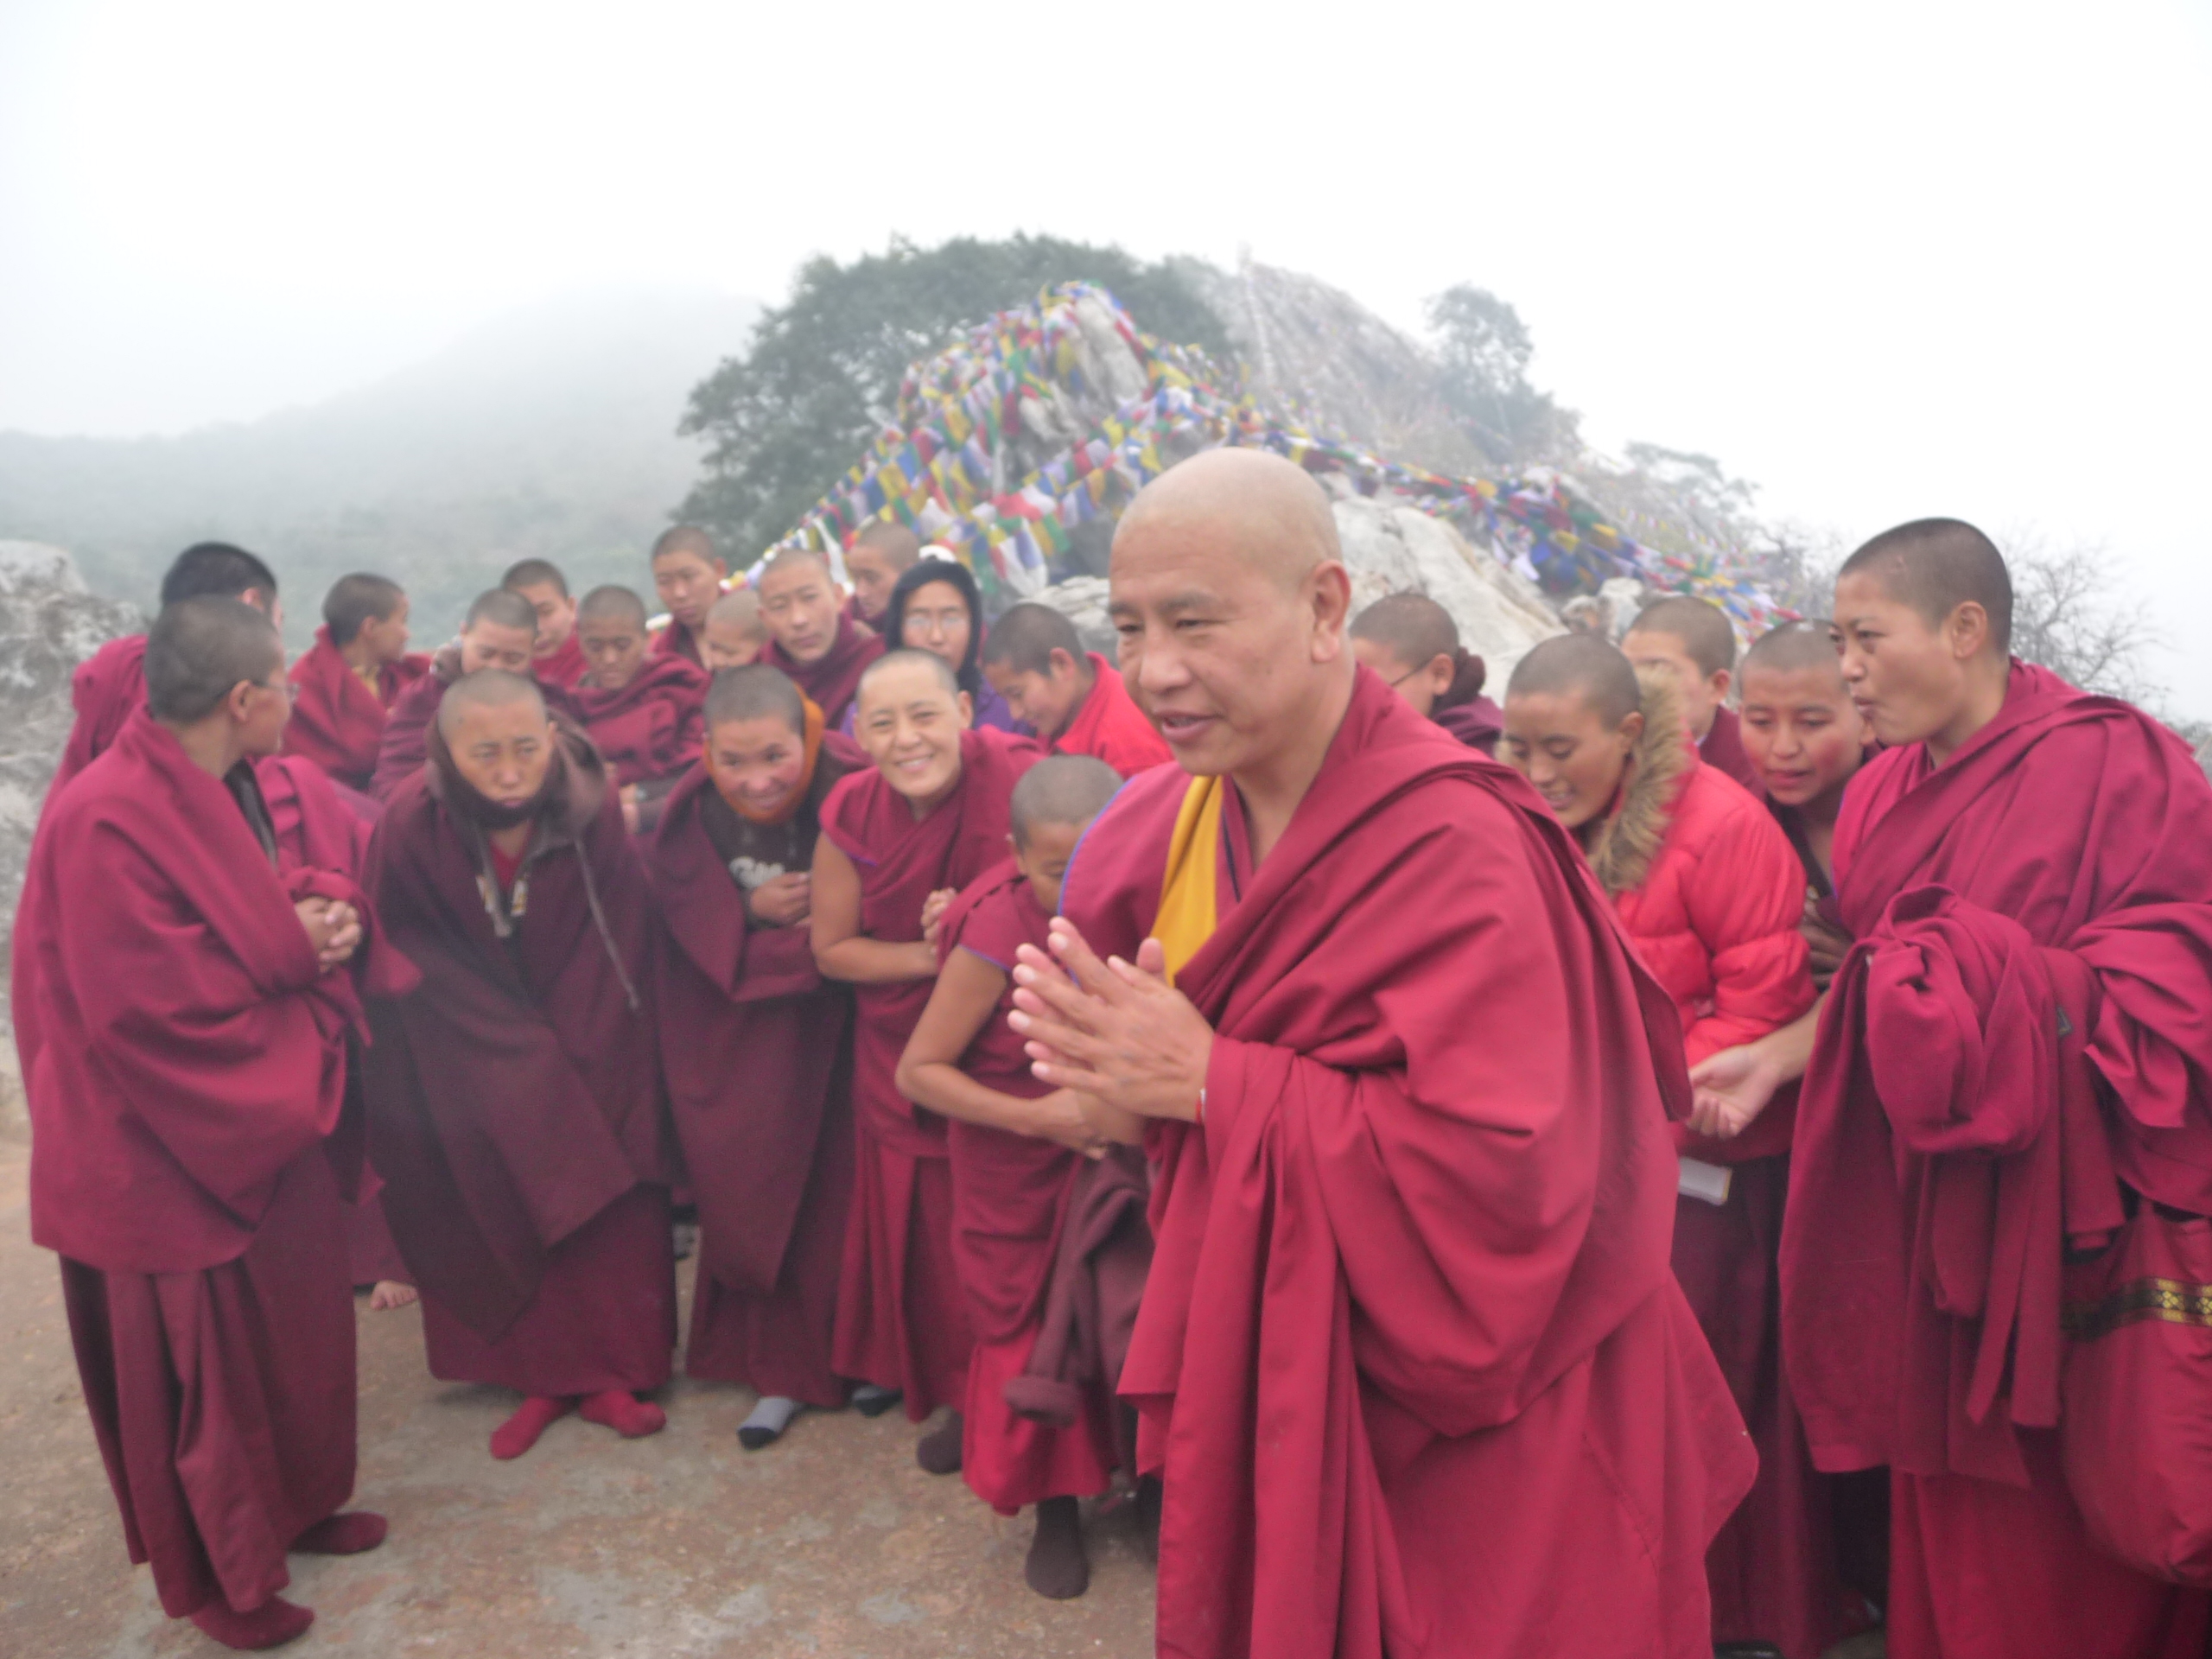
1425 283 1580 465
677 234 1231 563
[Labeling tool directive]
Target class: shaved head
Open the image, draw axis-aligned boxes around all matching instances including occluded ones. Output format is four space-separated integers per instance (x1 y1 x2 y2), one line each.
1350 592 1459 667
464 587 538 635
500 558 569 598
1839 518 2012 651
1115 447 1339 591
145 597 283 722
706 662 805 733
860 646 961 702
1626 595 1737 677
652 524 717 565
1743 620 1846 679
979 601 1084 676
322 572 405 645
708 588 763 630
763 547 833 584
1506 634 1643 728
852 521 922 566
161 542 279 609
437 669 547 738
578 585 648 630
1010 753 1122 845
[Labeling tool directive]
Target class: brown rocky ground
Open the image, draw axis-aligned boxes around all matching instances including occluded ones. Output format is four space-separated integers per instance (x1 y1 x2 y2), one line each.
0 1136 1156 1658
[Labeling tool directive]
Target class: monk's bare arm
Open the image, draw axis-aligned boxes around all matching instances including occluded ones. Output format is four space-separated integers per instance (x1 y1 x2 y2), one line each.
895 950 1102 1152
808 834 938 983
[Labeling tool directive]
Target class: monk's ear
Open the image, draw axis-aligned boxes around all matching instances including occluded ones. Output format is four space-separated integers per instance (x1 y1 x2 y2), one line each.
1709 666 1732 702
1618 709 1646 750
225 679 259 722
1307 562 1353 662
1050 647 1079 681
955 690 974 729
1944 601 1993 662
1425 653 1455 697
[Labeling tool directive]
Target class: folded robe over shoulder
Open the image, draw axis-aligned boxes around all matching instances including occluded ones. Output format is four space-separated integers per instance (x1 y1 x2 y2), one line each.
649 752 856 1407
1058 667 1755 1659
361 731 671 1344
819 724 1044 1417
765 615 885 733
16 710 378 1618
571 654 709 789
283 626 431 791
47 633 149 810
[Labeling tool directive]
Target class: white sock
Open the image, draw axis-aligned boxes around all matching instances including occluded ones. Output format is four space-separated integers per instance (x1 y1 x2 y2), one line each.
738 1395 802 1446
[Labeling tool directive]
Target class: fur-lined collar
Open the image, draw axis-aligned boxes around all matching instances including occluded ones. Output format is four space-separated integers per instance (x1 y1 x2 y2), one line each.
1582 670 1694 897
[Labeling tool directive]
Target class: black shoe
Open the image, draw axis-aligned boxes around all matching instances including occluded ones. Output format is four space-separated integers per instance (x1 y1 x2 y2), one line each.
1714 1645 1786 1659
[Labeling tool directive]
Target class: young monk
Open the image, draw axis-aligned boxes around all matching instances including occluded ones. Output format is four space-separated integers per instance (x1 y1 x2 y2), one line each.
980 602 1173 777
50 541 283 803
18 597 387 1651
897 754 1124 1599
363 671 676 1461
700 587 768 670
281 573 430 791
1694 520 2212 1659
813 650 1044 1471
1738 620 1873 991
1012 448 1753 1659
648 525 728 666
759 547 887 729
1624 594 1761 792
846 520 923 630
1348 590 1505 754
649 664 858 1451
372 588 543 801
571 584 709 833
502 556 587 688
1502 635 1845 1659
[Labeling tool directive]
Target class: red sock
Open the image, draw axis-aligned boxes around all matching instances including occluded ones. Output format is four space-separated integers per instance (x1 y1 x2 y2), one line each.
292 1510 387 1554
490 1395 573 1460
578 1389 666 1439
188 1594 315 1650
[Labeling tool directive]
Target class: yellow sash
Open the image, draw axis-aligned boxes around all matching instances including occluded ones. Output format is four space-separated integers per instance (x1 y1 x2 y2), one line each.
1153 775 1224 987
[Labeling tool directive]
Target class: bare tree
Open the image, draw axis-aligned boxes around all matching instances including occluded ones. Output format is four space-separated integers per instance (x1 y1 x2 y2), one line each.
2001 531 2162 704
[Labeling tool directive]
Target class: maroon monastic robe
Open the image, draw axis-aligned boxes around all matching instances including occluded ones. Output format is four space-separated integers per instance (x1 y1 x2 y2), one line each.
1058 668 1754 1659
650 753 855 1407
938 861 1119 1513
532 630 588 690
283 626 431 791
649 618 703 667
764 615 886 733
17 711 376 1620
362 730 675 1397
1782 663 2212 1659
819 726 1043 1420
48 632 149 809
570 655 709 790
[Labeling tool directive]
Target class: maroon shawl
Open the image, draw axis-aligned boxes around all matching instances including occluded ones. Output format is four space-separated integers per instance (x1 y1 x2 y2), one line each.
361 730 668 1338
765 613 886 732
283 626 430 791
648 760 850 1298
570 654 709 788
1059 668 1741 1659
818 727 1043 1157
1782 662 2212 1487
18 710 373 1273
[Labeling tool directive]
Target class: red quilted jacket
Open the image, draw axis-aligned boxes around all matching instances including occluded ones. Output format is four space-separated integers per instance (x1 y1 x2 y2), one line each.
1586 678 1815 1162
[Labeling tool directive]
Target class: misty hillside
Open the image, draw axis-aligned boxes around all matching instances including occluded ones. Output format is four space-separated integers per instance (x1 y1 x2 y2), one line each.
0 289 759 647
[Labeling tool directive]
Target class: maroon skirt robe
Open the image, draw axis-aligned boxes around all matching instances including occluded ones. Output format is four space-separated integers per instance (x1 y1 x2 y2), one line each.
820 726 1043 1421
938 861 1118 1513
362 734 676 1399
651 760 856 1407
19 711 379 1620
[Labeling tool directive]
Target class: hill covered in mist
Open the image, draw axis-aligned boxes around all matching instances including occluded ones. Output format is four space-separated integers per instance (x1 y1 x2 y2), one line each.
0 289 758 646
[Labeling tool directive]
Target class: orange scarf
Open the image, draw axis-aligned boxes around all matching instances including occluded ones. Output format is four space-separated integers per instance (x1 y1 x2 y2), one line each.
719 696 824 824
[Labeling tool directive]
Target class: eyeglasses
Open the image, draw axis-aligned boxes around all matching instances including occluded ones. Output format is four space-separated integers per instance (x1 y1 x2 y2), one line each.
257 677 302 702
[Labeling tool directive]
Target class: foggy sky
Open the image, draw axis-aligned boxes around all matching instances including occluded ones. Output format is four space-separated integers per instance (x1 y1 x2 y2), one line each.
3 0 2208 712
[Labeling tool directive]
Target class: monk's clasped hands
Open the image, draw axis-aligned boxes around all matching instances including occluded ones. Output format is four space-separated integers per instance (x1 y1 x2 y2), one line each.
294 896 363 973
1009 918 1212 1128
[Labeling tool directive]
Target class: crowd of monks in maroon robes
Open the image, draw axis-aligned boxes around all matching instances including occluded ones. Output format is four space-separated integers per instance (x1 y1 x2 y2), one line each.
21 486 2212 1659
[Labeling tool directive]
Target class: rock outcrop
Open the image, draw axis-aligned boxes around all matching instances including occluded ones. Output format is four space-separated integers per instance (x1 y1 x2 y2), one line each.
0 542 141 1132
1330 496 1563 679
